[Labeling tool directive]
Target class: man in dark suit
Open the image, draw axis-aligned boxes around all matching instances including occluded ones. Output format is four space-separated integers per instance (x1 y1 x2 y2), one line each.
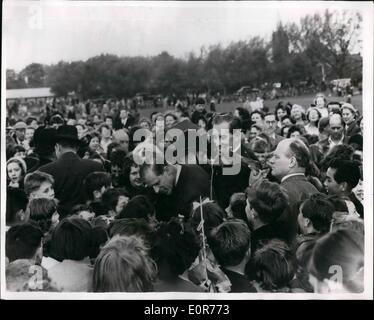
139 162 211 221
267 138 319 241
38 125 104 217
114 108 134 130
263 113 285 150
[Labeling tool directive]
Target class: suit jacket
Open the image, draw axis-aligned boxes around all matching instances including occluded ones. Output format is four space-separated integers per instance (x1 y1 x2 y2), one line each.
279 174 319 242
221 268 257 293
39 152 104 214
114 116 135 130
269 134 285 150
344 121 361 142
155 164 211 221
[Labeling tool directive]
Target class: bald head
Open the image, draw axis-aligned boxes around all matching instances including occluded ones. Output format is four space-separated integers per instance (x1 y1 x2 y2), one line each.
329 114 344 141
329 114 343 127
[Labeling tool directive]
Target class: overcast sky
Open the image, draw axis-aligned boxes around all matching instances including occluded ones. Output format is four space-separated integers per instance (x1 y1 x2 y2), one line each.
3 1 366 72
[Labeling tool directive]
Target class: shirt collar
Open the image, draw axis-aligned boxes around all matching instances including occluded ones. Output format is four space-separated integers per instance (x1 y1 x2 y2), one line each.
175 164 182 186
328 135 344 147
281 172 305 183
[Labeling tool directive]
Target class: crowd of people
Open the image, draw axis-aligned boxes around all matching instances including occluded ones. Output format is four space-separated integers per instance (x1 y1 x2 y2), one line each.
5 92 365 294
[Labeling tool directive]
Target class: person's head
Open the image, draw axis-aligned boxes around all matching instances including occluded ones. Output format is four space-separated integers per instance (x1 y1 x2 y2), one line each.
212 113 242 154
298 193 334 235
190 201 226 237
50 113 65 128
119 108 129 120
100 124 112 139
264 113 277 135
105 116 113 129
102 188 130 217
291 104 305 121
319 144 354 172
251 110 264 124
89 226 109 260
227 193 247 221
49 216 92 262
128 125 152 152
197 115 208 130
6 221 43 264
307 107 321 125
248 137 271 168
281 115 293 128
246 180 289 228
7 157 27 185
72 204 96 222
6 187 29 226
122 154 143 189
117 195 154 220
153 113 165 129
14 121 27 141
24 171 55 200
308 229 364 293
280 125 290 138
88 132 101 152
287 125 304 139
249 124 262 140
327 102 341 116
54 125 82 157
139 163 175 195
92 114 101 125
110 218 154 246
209 219 251 268
75 124 85 139
324 159 361 196
139 118 151 130
269 138 311 180
7 144 26 160
151 219 200 279
359 117 363 133
249 239 294 291
175 104 190 119
26 117 38 129
195 97 206 112
330 212 364 235
317 117 330 141
84 172 112 201
275 105 288 122
27 198 60 234
315 96 326 109
32 126 57 159
235 107 251 121
93 235 156 292
328 114 344 141
341 103 357 126
25 127 35 141
112 129 130 153
164 113 177 128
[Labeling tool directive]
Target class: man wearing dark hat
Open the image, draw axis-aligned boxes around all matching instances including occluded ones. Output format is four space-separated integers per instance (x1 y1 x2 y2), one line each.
27 126 58 171
38 125 104 217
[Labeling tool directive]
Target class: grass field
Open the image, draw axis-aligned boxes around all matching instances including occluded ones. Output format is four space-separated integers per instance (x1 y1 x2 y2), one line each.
137 94 363 119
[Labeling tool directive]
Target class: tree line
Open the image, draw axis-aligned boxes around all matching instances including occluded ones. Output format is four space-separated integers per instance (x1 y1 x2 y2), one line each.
6 9 362 99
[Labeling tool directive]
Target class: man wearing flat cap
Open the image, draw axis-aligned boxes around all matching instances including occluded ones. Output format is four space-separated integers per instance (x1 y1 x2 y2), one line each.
12 121 27 145
38 125 105 217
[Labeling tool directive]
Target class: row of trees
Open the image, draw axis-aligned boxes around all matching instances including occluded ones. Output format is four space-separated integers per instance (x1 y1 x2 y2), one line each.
7 10 362 99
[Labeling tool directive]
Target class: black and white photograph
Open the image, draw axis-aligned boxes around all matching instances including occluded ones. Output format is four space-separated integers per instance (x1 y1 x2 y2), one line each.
1 0 373 301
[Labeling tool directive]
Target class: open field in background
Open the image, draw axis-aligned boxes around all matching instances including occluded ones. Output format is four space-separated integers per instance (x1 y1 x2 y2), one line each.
137 94 363 119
